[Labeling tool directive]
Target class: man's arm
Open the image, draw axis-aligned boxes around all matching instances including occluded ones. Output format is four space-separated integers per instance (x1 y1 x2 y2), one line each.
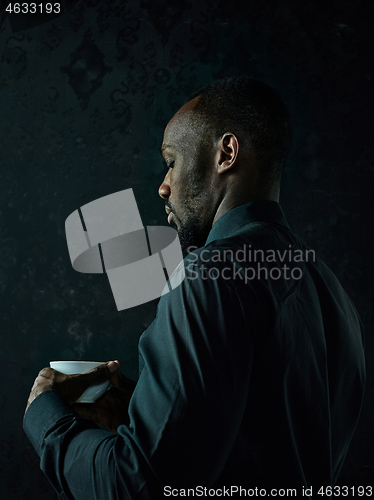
23 365 160 499
24 259 254 498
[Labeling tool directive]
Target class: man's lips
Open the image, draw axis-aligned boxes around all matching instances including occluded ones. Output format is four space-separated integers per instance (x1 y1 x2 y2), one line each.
165 205 175 225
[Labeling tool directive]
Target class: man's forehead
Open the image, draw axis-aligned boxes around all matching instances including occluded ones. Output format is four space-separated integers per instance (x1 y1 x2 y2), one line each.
174 96 200 117
162 97 200 149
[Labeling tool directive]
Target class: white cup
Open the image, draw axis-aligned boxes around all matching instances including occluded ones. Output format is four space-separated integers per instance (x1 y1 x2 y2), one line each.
50 361 112 403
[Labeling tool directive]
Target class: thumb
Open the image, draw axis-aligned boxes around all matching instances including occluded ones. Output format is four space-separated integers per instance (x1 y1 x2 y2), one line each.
107 359 123 389
75 361 119 390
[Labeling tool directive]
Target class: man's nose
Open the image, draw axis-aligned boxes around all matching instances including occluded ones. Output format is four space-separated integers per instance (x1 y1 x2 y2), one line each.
158 171 171 199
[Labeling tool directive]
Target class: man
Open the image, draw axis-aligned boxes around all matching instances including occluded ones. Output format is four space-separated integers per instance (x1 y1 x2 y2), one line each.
24 77 365 499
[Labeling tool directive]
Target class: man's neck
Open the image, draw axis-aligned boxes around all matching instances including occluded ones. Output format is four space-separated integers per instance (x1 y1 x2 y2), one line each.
212 188 280 228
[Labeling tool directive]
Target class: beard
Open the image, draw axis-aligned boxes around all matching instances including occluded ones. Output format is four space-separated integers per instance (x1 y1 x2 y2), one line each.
167 204 208 257
177 220 205 256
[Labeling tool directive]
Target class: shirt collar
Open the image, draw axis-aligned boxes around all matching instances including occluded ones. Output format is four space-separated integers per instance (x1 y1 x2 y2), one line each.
205 200 290 246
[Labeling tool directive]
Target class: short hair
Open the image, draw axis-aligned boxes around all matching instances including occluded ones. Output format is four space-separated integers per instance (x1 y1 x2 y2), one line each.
188 76 292 182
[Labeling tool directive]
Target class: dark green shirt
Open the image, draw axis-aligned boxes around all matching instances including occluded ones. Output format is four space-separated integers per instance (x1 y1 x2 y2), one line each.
23 201 365 499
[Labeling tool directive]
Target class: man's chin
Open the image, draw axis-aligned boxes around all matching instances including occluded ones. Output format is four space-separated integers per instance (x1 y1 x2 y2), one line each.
168 219 191 255
177 228 205 257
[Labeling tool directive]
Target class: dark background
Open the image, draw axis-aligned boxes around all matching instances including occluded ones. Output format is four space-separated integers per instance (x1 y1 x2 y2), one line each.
0 0 373 498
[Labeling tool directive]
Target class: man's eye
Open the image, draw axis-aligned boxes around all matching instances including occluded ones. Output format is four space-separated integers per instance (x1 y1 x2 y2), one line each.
166 160 175 169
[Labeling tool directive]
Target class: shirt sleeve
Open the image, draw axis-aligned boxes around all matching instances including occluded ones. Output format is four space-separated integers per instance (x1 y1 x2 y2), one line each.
23 256 255 499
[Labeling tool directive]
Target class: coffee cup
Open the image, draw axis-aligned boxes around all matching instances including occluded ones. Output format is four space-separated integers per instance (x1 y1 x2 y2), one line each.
49 361 112 403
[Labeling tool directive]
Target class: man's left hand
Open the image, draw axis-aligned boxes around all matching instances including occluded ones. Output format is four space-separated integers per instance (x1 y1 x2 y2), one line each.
25 361 118 413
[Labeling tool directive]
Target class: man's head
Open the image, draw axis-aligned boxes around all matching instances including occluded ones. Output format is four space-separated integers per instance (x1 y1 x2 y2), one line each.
159 76 292 253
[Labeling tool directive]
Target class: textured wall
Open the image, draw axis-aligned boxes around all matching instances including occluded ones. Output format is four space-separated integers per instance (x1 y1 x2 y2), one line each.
0 0 372 498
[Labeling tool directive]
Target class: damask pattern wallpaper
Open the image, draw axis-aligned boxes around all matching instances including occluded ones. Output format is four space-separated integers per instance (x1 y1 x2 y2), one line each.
0 0 372 497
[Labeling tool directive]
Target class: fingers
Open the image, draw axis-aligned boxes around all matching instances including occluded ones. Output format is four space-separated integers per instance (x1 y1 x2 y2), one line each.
76 361 119 389
72 392 128 433
108 360 123 389
105 360 135 397
72 399 119 433
37 367 55 379
30 361 122 408
73 403 111 428
73 403 99 420
107 361 119 374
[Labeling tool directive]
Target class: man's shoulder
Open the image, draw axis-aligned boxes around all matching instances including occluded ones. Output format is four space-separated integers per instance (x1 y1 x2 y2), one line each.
180 222 349 301
183 220 301 271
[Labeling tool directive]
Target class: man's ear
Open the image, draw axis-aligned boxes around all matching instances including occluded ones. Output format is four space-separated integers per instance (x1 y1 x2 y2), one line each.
217 133 239 174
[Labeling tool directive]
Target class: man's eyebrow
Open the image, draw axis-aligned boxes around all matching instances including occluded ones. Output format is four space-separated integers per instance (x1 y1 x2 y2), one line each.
161 144 172 152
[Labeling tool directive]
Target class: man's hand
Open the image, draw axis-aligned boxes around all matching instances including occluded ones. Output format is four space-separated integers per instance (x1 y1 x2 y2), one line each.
72 363 136 433
25 360 119 413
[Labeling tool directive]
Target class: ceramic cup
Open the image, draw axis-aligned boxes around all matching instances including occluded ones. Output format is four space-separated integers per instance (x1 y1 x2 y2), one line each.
49 361 112 403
